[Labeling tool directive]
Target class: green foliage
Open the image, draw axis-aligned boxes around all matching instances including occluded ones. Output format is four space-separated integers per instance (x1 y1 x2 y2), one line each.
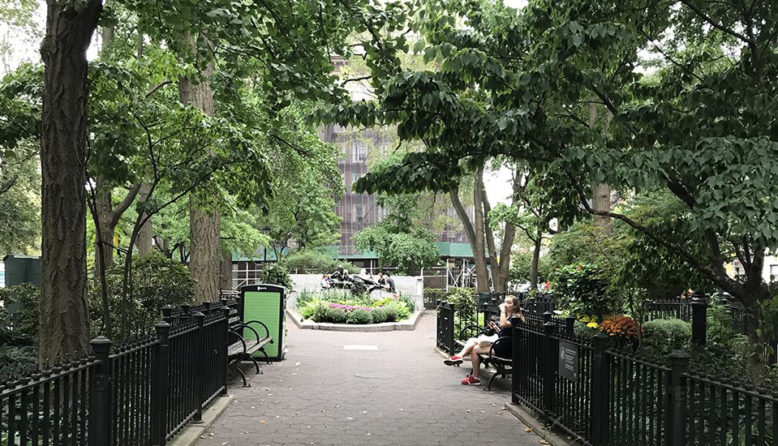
89 252 195 339
302 300 329 322
325 307 348 323
510 251 552 284
445 287 475 307
573 320 599 339
354 226 439 274
346 308 373 324
550 262 615 320
423 288 446 308
399 294 416 312
0 344 36 383
641 319 691 357
262 264 292 289
280 250 359 274
371 308 388 323
382 302 400 322
0 283 39 340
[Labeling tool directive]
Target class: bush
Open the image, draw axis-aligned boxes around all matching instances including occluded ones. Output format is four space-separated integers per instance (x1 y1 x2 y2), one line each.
262 263 292 288
641 318 691 356
90 252 196 339
0 283 40 339
301 300 329 322
550 262 615 320
325 307 348 323
281 250 359 274
600 315 641 341
371 308 388 323
573 320 600 338
346 309 373 324
383 302 400 322
423 288 445 309
399 294 416 312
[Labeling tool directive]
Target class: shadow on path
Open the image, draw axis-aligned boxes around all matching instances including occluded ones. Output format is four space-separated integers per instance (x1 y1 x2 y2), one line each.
194 311 541 446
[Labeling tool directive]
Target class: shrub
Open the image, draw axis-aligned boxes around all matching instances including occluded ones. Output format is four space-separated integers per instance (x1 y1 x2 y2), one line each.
600 315 641 341
550 262 615 320
281 250 359 274
325 307 348 323
399 294 416 312
89 252 196 339
573 320 600 338
383 302 400 322
0 283 40 339
371 308 388 323
423 288 445 309
346 309 373 324
641 318 691 357
301 300 329 322
262 263 292 288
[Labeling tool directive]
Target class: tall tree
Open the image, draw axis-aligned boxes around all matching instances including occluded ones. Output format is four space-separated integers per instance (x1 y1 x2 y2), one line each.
38 0 102 362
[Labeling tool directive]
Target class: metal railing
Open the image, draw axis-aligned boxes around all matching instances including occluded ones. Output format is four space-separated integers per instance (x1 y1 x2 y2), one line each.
511 320 778 446
0 300 234 446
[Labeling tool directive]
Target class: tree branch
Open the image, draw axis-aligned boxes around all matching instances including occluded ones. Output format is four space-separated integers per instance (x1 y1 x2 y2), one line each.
678 0 754 44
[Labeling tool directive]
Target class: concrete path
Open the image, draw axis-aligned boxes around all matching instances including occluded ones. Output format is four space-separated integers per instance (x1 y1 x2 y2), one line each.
194 311 541 446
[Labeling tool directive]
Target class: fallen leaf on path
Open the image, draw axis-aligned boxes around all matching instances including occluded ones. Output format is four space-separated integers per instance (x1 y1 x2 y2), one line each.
525 428 533 432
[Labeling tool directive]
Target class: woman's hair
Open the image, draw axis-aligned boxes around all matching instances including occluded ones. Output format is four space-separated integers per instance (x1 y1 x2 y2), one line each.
505 295 521 315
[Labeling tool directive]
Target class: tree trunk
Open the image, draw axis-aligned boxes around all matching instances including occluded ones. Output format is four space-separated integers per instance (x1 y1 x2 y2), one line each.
530 231 542 291
589 103 613 234
136 183 153 255
219 250 233 290
180 33 220 303
449 184 488 292
38 0 102 364
189 201 221 302
94 176 115 277
472 167 490 292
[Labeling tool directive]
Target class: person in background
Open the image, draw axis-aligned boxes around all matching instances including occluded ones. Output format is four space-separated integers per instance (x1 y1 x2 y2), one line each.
321 274 331 290
385 272 396 292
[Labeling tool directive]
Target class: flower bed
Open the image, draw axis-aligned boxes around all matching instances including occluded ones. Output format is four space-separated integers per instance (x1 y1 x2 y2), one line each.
297 291 415 324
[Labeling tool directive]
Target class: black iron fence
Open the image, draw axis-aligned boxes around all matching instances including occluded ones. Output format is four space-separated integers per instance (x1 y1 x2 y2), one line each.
511 320 778 446
0 300 236 446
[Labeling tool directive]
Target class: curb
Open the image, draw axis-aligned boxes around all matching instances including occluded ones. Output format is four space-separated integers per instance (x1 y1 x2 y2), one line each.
169 394 235 446
503 403 577 446
286 308 424 332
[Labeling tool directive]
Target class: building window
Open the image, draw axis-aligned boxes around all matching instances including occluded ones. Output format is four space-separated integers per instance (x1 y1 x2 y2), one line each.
352 140 367 162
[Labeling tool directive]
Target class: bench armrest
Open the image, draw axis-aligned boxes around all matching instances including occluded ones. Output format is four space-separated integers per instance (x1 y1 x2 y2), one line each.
242 320 271 339
228 329 249 355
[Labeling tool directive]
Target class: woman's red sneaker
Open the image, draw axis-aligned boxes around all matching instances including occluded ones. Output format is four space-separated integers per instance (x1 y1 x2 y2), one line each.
461 376 481 385
444 356 463 366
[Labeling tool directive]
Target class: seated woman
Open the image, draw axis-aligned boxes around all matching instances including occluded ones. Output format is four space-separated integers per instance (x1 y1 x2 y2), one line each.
443 295 524 386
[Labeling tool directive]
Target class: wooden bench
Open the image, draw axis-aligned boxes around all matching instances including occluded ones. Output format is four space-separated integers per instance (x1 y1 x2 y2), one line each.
226 306 273 387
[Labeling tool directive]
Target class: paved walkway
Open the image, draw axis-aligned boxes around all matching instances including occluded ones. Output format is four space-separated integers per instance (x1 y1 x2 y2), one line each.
195 311 540 446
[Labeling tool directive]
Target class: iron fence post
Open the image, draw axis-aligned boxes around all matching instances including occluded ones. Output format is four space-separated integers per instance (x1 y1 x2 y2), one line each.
161 305 173 324
193 312 206 422
690 293 707 346
666 350 690 446
543 321 556 424
590 334 610 446
565 316 575 336
543 311 552 324
221 306 231 396
445 302 456 355
151 322 171 446
511 325 520 405
88 336 112 446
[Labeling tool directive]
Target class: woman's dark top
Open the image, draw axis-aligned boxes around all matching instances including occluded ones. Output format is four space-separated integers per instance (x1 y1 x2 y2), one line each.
492 316 518 358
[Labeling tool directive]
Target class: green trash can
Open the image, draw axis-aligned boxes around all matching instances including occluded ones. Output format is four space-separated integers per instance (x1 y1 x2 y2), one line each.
240 284 286 361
